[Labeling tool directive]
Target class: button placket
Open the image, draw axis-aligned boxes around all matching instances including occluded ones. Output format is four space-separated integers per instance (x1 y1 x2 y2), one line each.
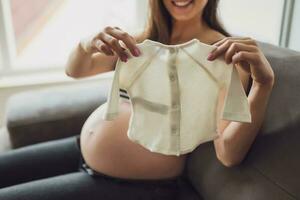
171 124 177 134
171 63 176 70
169 48 176 54
169 50 178 83
170 110 180 135
171 99 179 109
168 46 181 156
169 72 176 81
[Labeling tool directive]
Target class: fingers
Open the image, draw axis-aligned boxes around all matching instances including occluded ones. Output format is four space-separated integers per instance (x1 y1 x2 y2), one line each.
103 26 141 57
212 36 254 47
91 26 142 62
93 39 114 56
224 42 258 64
97 31 129 62
207 37 259 64
231 51 259 66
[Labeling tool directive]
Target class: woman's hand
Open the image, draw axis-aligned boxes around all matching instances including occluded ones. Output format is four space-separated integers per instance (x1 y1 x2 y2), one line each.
207 37 275 87
80 26 141 62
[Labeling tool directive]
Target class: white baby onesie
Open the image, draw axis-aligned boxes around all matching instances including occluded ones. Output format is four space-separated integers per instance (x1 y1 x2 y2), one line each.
101 38 252 156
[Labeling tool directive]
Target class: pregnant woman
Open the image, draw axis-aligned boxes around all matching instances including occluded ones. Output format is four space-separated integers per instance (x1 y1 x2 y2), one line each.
0 0 274 199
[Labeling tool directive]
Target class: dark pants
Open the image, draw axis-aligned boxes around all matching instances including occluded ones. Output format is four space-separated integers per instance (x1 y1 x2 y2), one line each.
0 135 200 200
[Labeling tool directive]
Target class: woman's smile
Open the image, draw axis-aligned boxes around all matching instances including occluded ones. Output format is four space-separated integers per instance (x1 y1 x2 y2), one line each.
166 0 201 20
172 0 194 7
171 0 194 12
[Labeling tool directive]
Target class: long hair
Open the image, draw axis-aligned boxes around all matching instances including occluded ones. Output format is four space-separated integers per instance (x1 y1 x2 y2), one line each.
134 0 231 43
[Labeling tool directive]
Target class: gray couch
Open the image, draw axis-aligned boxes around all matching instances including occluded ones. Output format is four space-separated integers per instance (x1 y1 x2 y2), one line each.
4 41 300 199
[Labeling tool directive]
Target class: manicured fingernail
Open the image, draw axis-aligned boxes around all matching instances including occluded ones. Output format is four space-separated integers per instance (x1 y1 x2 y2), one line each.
207 53 214 61
121 55 127 62
132 49 139 57
134 48 141 56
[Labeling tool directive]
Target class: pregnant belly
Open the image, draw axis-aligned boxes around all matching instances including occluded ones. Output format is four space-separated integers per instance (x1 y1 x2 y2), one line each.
80 100 187 180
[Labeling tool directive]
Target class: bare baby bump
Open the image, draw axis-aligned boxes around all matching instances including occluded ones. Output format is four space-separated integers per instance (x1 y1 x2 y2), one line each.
79 101 187 180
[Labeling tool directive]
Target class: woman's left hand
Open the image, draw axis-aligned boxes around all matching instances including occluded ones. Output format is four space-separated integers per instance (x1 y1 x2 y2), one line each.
207 37 275 87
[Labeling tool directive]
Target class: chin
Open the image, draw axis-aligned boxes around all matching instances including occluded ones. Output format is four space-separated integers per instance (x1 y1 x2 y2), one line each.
172 14 196 21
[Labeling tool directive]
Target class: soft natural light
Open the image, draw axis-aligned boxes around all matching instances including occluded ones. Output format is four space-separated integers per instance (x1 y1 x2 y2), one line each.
11 0 144 70
1 0 299 74
219 0 285 45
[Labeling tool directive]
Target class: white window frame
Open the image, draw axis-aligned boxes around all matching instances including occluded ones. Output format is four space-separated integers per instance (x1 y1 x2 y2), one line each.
0 0 15 74
0 0 68 79
279 0 295 47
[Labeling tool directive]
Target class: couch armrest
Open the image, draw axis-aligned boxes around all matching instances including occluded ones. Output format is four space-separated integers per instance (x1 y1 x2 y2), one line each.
185 42 300 199
4 80 110 148
186 132 300 200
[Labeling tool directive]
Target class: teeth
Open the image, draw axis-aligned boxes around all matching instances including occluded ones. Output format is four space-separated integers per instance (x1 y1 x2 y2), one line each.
173 0 192 7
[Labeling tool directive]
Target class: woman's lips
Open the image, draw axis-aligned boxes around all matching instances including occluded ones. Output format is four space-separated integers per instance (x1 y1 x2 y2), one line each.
171 0 194 8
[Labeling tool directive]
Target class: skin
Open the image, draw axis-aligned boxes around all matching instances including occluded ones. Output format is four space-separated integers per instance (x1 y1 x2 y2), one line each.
209 37 275 166
66 0 275 168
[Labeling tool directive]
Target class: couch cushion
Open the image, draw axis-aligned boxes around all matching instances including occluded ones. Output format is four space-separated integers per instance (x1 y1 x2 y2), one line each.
5 80 110 148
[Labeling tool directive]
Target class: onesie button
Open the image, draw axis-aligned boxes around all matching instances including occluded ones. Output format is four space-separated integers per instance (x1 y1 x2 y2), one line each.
169 73 176 81
169 48 175 54
171 125 177 134
171 63 176 69
172 100 179 109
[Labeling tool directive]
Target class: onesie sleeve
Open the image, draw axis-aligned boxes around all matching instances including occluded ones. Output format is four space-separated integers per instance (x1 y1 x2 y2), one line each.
101 58 122 120
221 64 252 123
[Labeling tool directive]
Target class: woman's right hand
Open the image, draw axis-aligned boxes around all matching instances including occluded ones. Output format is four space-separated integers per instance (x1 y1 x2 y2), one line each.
80 26 141 62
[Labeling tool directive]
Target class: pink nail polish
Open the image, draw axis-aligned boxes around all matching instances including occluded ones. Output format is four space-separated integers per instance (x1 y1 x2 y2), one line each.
120 56 127 62
134 48 141 56
133 49 139 57
207 53 214 61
